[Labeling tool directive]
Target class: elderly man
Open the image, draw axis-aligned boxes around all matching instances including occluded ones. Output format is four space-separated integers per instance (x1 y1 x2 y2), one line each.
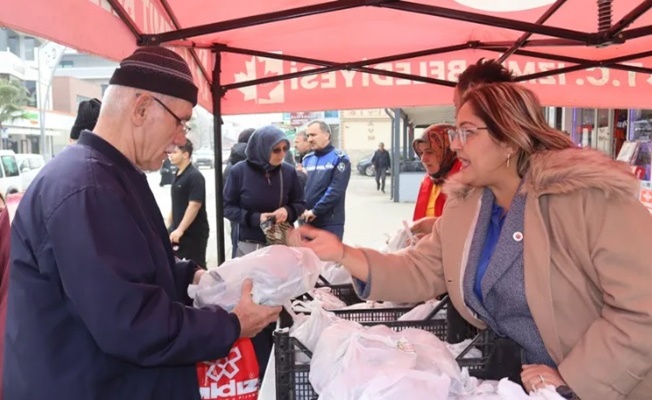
5 47 280 400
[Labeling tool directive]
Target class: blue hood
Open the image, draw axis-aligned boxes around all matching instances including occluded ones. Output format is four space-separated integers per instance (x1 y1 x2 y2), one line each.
245 125 290 171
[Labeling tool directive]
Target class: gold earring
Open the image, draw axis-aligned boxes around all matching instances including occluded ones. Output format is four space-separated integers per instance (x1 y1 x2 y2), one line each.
507 153 511 168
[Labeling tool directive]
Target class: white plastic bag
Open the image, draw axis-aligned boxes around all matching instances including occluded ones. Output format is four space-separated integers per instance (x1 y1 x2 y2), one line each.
358 369 451 400
397 328 464 393
289 305 341 364
397 299 446 321
382 221 415 253
320 367 451 400
187 245 321 311
453 379 565 400
320 261 352 285
310 323 419 393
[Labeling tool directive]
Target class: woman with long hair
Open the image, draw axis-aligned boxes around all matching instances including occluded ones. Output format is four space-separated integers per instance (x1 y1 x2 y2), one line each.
293 82 652 399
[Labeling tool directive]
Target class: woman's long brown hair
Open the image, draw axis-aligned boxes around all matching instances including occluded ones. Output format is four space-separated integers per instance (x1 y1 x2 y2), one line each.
461 82 575 177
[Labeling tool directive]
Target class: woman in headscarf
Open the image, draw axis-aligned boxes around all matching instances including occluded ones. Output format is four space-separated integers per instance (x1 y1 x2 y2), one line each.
411 124 462 238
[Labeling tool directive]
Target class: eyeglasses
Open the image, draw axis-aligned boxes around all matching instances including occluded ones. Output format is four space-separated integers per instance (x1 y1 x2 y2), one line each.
447 127 489 146
149 96 192 134
272 146 289 154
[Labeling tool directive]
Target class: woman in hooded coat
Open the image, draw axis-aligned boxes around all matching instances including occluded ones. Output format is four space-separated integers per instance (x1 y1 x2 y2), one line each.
223 125 306 377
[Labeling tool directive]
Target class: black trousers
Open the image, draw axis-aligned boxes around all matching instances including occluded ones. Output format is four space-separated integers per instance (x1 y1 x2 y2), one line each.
175 234 208 269
251 323 276 382
375 167 387 191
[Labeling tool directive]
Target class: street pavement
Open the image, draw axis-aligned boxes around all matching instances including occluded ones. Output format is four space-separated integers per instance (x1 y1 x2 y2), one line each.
146 167 415 267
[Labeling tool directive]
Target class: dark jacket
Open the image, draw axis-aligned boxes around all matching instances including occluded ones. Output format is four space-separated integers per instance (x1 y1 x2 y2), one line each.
0 208 9 400
159 158 178 186
4 132 240 400
303 144 351 227
223 142 248 185
371 149 391 169
223 126 305 244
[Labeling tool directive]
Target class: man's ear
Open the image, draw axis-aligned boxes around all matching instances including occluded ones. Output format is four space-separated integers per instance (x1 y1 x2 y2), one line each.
132 94 152 127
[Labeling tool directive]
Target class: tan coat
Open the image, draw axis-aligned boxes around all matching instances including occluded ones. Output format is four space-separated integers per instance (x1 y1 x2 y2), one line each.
361 148 652 400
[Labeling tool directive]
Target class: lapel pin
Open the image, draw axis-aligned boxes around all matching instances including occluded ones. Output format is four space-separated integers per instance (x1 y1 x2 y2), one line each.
513 231 523 242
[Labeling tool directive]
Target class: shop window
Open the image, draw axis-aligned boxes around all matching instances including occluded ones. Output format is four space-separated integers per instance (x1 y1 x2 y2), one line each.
573 108 595 148
629 109 652 141
24 37 36 61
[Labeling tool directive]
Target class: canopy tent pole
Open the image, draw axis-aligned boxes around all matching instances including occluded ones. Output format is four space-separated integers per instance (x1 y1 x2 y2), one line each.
391 108 402 203
211 49 226 265
402 113 409 162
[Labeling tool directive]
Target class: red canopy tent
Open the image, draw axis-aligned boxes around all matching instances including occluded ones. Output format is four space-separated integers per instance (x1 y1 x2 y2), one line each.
3 0 652 262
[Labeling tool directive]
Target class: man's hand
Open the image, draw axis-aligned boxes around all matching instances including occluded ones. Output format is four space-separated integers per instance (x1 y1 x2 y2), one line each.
193 269 205 285
302 210 316 223
273 207 288 223
169 228 184 244
232 279 282 338
296 164 305 173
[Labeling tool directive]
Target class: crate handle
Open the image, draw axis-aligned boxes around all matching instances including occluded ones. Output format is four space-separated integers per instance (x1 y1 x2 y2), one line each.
454 330 485 361
424 295 450 320
291 336 314 358
317 274 332 286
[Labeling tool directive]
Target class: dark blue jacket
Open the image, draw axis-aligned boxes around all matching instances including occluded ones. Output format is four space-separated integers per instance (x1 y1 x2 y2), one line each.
303 144 351 227
223 126 305 244
4 132 240 400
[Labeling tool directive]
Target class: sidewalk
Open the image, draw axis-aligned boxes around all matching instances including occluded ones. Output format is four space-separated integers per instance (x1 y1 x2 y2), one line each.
147 171 415 266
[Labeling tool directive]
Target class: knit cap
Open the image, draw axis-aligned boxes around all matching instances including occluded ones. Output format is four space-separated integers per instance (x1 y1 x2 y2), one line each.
109 47 198 106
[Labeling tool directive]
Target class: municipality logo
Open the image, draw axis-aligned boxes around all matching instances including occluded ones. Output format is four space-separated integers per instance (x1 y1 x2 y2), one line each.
233 56 285 104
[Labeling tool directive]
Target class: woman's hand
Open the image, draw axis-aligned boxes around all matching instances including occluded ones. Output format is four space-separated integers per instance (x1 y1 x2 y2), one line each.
521 364 566 393
273 207 288 223
260 212 274 224
411 217 438 237
288 225 344 262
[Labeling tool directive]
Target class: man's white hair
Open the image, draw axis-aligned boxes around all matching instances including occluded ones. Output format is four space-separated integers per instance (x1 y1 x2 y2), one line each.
100 85 174 119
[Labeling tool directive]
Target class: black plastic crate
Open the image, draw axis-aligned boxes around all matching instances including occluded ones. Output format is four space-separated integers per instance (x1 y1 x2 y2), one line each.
333 306 412 322
274 326 493 400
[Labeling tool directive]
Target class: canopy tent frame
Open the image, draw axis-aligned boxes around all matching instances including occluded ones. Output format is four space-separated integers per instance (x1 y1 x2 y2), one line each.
96 0 652 264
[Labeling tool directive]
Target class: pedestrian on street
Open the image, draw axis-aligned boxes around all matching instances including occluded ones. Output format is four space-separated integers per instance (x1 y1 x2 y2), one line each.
370 142 391 193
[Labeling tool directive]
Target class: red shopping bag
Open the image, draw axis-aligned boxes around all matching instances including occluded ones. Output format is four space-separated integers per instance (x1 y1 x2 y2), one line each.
197 338 260 399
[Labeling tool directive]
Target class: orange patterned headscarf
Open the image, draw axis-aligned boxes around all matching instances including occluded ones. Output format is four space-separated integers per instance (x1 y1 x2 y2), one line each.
412 123 458 184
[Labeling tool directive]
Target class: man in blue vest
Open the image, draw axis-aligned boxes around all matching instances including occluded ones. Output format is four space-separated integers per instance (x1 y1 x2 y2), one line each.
301 120 351 240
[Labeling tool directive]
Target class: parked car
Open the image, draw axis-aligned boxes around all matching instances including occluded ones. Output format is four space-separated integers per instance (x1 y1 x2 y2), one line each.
193 148 215 169
356 153 426 176
15 153 45 190
356 154 391 177
0 150 23 198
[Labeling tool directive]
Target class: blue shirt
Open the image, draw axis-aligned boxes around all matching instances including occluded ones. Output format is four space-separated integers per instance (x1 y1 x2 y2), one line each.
474 202 506 305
